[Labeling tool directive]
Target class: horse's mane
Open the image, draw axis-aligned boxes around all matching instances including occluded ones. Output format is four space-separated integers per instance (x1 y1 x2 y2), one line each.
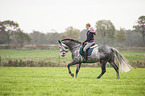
61 38 82 44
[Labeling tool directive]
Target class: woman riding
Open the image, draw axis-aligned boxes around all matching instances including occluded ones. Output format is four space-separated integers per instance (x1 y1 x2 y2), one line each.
83 23 96 62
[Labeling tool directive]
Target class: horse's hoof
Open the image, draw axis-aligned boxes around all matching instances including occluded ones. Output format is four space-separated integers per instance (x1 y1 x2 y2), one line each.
96 77 100 79
71 73 74 77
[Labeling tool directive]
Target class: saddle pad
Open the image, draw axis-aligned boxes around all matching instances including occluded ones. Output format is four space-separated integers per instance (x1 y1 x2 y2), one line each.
87 48 94 56
79 47 94 56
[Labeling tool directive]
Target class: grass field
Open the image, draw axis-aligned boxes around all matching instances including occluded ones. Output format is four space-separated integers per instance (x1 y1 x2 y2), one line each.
0 50 145 95
0 49 145 67
0 50 71 64
0 67 145 96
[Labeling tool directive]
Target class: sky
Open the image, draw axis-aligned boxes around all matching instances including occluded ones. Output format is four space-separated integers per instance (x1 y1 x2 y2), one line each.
0 0 145 33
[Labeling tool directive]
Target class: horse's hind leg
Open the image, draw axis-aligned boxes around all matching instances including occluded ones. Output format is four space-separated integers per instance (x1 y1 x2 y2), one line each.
97 60 107 79
109 58 120 79
74 63 81 78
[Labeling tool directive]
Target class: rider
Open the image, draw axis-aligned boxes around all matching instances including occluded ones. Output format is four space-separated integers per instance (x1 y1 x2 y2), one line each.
83 23 96 62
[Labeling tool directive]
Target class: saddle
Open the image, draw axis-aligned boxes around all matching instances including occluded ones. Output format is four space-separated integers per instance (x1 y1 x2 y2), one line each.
79 43 98 56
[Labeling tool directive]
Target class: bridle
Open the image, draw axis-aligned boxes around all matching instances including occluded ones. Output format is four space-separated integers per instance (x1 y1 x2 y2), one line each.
59 42 69 53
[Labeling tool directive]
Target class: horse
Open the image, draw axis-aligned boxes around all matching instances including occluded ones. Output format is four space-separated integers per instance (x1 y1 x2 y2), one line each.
58 38 132 79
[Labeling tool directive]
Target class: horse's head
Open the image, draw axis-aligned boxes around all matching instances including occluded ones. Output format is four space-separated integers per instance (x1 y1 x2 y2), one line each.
58 38 81 57
58 40 69 57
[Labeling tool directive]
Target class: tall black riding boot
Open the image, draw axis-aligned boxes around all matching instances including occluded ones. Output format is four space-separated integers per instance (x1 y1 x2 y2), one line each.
83 52 87 62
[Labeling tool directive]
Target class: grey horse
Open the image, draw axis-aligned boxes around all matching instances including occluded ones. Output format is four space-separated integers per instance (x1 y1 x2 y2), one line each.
58 38 132 79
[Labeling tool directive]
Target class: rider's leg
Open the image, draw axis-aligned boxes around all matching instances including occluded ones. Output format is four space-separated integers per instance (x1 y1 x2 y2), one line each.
83 42 94 62
83 42 94 52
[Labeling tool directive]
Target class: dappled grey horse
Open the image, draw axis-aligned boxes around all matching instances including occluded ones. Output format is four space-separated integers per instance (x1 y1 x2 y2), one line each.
58 38 132 79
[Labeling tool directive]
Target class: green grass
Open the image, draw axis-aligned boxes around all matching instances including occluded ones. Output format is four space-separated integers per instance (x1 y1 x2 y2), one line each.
120 51 145 62
0 49 145 64
0 49 72 64
0 67 145 96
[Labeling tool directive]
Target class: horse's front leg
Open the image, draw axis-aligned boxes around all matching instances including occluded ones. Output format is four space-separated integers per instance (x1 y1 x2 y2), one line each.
67 60 77 77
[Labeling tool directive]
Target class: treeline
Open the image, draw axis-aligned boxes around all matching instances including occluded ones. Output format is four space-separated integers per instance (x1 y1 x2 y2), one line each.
0 15 145 47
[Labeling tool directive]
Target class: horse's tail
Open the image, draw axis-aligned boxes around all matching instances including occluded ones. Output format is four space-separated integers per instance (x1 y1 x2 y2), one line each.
111 48 132 72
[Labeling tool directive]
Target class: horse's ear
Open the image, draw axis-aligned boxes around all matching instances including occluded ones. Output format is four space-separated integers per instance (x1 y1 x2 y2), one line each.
58 40 61 44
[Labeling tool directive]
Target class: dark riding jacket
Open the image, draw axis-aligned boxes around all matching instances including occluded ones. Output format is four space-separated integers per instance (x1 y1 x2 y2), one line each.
85 28 96 42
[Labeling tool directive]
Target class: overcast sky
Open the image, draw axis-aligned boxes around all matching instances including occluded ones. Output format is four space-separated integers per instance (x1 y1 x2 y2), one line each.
0 0 145 33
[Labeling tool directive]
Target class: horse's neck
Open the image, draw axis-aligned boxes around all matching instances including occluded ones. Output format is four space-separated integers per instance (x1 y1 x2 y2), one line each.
69 44 80 59
66 42 80 52
71 44 80 53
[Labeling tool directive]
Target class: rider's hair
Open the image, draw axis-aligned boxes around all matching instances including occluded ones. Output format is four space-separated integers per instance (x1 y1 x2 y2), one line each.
86 23 91 27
